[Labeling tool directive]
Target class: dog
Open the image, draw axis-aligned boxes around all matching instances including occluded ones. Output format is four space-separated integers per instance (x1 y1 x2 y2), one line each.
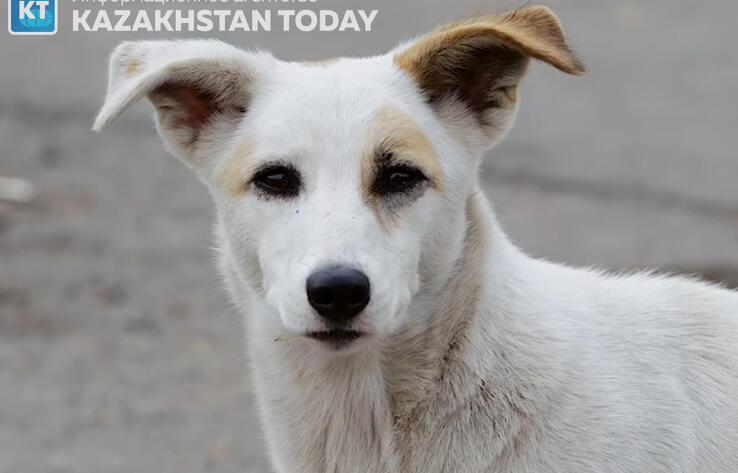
94 5 738 472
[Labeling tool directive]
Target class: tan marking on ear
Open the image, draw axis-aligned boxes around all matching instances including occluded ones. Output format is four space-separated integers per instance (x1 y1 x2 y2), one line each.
395 6 585 78
361 107 444 229
215 140 257 197
503 84 518 103
300 57 342 68
125 59 141 77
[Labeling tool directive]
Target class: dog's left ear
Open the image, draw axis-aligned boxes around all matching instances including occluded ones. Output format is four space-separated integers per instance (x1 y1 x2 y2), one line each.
93 40 273 169
394 5 584 145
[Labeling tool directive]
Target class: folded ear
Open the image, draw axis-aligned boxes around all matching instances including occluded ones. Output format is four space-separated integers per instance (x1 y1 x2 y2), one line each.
394 5 584 144
93 40 272 167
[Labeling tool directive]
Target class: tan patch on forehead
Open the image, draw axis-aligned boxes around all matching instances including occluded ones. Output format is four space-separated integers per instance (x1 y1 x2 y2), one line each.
363 107 443 191
361 107 444 228
215 140 257 197
125 59 141 77
300 57 342 68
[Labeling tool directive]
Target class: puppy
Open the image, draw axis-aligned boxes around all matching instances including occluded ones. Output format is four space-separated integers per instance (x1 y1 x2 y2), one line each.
94 6 738 472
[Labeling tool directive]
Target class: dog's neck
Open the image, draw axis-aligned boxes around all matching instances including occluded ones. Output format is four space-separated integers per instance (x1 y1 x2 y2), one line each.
383 191 488 424
246 191 560 471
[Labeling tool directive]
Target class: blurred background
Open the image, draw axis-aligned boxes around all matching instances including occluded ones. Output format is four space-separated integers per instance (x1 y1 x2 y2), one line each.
1 0 737 471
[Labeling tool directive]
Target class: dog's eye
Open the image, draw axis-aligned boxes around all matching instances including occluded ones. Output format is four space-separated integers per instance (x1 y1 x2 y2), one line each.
373 165 428 195
252 165 301 198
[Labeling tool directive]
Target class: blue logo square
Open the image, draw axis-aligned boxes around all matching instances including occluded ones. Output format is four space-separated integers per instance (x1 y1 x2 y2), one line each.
8 0 57 35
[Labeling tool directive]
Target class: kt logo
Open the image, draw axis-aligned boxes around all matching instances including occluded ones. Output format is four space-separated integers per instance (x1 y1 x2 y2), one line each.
8 0 57 35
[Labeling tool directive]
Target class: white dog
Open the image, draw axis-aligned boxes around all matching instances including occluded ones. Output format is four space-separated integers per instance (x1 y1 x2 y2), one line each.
94 6 738 472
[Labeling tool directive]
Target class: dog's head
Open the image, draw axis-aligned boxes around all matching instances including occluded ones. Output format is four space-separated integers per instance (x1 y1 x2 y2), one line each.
95 6 583 351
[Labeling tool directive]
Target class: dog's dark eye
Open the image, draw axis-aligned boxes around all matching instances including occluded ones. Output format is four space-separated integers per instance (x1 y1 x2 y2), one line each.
373 165 427 195
252 165 301 198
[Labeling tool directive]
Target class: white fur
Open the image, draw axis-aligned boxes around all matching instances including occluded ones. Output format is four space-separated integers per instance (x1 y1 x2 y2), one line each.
95 32 738 473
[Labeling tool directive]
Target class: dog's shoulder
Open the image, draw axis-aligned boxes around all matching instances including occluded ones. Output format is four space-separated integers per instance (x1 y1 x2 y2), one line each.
594 268 738 324
516 258 738 374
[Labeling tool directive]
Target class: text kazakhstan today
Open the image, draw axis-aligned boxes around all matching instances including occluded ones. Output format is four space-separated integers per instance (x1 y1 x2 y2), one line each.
72 8 379 32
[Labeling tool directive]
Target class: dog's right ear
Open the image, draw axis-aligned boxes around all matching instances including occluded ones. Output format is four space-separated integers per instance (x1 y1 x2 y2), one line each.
394 6 584 147
93 40 272 168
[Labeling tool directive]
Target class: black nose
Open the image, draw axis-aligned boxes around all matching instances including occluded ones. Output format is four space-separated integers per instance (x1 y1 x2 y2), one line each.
306 266 371 324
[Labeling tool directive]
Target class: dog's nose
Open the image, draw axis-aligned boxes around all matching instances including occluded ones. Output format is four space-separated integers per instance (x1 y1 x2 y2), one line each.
306 266 371 324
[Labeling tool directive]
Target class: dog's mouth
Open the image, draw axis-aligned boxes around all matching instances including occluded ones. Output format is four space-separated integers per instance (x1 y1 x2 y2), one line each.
305 329 364 348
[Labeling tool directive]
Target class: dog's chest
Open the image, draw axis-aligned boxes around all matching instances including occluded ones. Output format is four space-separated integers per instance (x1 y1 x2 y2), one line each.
254 365 395 472
390 374 530 473
255 356 525 473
